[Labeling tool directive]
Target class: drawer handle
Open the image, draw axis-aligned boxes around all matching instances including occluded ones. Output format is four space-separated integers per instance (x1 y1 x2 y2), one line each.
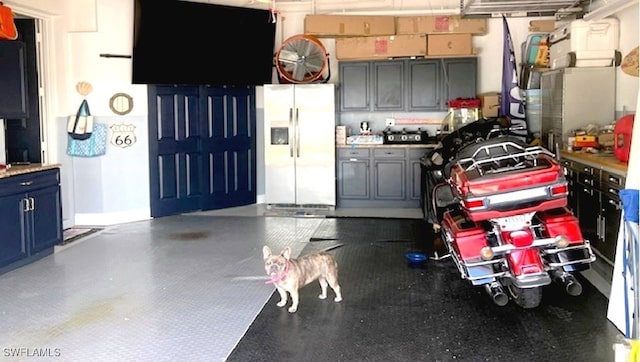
20 181 33 186
608 176 620 184
609 199 621 209
608 188 618 195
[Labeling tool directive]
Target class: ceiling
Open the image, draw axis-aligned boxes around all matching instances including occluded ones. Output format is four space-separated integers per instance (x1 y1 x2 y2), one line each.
459 0 586 18
236 0 590 18
206 0 638 20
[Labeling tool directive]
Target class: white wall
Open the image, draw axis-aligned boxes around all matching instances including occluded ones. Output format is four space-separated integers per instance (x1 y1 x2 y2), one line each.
6 0 639 226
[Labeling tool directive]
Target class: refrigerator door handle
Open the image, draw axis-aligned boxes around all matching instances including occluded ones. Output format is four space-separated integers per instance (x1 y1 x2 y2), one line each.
289 108 294 158
295 108 300 158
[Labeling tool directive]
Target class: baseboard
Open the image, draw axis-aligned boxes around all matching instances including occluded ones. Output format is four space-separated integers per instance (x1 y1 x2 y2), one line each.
74 208 152 226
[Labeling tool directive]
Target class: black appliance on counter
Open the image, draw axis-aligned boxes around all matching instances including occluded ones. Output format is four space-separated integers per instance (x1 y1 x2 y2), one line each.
382 128 435 144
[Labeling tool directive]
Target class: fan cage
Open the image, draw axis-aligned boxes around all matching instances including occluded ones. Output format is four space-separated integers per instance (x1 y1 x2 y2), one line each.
274 34 329 84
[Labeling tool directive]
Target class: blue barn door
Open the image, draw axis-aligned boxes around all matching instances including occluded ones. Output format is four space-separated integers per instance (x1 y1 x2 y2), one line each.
148 85 203 217
148 85 256 218
200 86 256 210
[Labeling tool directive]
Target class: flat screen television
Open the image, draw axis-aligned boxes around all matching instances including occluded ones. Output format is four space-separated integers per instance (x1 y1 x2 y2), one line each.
133 0 276 86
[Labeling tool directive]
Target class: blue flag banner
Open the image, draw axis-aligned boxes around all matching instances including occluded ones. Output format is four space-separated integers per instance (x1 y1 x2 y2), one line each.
500 16 528 140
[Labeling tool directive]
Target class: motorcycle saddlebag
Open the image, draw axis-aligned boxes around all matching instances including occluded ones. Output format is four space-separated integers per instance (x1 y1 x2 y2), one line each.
536 207 584 243
443 210 486 260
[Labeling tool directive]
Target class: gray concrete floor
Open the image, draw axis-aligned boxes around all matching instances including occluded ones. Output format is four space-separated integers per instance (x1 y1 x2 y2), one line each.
0 204 618 361
192 203 424 219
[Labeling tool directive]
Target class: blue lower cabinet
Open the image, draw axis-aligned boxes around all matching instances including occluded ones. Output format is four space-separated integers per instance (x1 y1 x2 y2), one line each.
0 168 62 274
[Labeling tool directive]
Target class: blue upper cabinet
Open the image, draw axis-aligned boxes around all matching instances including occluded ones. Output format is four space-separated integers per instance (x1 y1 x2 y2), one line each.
0 41 29 119
339 62 371 112
339 57 477 113
372 61 405 111
407 59 441 111
441 58 478 106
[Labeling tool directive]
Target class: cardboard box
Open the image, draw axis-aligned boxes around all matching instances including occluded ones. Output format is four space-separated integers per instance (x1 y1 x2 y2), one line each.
529 19 556 33
478 92 500 118
396 15 487 35
304 15 396 37
336 126 348 145
427 34 473 56
336 34 427 60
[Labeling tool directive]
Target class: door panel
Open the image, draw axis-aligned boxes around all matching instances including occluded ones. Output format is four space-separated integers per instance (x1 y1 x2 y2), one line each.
442 58 477 103
149 86 203 217
149 85 257 217
201 86 256 209
373 61 404 110
264 85 296 204
293 84 336 205
408 60 440 111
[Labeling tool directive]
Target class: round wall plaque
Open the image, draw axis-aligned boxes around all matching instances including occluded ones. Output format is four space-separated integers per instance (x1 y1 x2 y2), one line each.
109 93 134 115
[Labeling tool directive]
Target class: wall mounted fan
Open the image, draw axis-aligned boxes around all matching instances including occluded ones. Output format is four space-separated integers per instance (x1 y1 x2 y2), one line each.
274 34 330 84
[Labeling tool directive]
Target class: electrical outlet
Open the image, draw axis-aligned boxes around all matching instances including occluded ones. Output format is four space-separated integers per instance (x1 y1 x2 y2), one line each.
385 118 395 127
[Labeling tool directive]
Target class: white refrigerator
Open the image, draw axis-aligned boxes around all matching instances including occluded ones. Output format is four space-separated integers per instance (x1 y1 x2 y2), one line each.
263 84 336 207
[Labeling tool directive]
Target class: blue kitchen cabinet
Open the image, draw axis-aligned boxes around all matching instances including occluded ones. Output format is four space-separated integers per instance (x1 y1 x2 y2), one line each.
0 192 28 267
373 148 406 201
337 148 370 200
337 147 431 208
339 62 370 112
0 168 62 274
0 40 29 119
339 57 476 113
373 61 405 111
407 59 441 111
441 58 478 104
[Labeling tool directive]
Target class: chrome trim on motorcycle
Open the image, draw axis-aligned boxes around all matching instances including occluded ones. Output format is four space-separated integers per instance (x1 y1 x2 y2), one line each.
544 244 597 268
488 236 561 254
457 141 555 175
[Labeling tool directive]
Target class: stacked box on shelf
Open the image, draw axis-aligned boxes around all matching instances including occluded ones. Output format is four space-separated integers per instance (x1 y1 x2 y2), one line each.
427 34 473 56
396 15 484 57
304 15 396 37
335 34 427 60
529 19 556 33
395 15 487 35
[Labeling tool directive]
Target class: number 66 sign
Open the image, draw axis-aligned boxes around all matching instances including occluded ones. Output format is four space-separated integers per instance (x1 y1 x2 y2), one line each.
109 124 137 148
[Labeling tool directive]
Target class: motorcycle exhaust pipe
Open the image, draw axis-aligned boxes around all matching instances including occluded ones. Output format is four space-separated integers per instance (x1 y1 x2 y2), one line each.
485 282 509 306
551 270 583 296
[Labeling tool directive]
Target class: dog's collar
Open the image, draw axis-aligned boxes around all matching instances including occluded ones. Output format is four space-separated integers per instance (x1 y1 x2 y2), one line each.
265 262 289 284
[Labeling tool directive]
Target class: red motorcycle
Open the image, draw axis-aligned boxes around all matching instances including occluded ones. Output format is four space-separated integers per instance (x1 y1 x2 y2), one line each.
423 119 595 308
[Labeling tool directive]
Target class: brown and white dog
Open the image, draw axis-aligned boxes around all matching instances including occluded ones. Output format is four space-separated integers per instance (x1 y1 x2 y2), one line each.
263 245 342 313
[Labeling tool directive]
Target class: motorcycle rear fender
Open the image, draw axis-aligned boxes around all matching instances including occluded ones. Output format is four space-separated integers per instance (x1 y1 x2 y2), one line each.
507 249 544 276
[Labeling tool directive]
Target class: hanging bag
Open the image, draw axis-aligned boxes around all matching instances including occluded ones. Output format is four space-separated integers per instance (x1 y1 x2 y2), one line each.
66 123 107 157
0 1 18 40
67 99 94 140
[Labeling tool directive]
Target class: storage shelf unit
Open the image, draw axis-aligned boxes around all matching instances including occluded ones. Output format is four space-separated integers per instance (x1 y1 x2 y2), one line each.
540 66 616 153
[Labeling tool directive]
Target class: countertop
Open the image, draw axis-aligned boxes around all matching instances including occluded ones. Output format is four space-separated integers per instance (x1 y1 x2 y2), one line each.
559 150 628 175
0 163 61 179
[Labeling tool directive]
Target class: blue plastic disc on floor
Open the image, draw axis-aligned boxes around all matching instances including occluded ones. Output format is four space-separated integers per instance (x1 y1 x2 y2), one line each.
404 251 427 264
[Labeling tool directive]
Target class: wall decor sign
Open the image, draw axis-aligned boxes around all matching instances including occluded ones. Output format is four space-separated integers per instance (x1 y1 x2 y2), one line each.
110 124 136 148
109 92 133 115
